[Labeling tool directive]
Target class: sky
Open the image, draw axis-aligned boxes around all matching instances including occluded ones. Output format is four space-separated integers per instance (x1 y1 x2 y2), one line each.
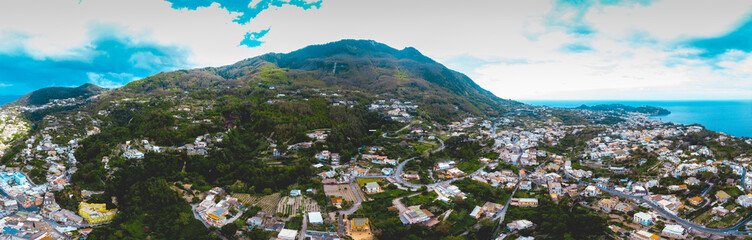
0 0 751 100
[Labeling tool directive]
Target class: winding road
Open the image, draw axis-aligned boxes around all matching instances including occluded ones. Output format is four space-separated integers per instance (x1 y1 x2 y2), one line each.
596 184 752 235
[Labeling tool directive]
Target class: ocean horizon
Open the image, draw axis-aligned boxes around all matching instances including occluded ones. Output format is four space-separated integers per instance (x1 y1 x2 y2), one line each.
0 96 20 105
521 100 752 138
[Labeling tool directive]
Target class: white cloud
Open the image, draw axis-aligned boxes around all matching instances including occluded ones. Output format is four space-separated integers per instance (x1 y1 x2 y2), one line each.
583 0 752 40
0 0 750 99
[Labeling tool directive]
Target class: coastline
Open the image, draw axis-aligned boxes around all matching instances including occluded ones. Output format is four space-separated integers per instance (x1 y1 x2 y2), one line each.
521 100 752 138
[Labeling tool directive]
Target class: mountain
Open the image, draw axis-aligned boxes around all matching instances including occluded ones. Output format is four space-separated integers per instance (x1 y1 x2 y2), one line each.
575 104 671 116
8 83 105 106
1 40 526 240
108 40 520 123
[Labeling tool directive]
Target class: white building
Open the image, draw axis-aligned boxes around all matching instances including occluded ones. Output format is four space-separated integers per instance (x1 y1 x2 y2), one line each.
308 212 323 225
278 229 298 240
737 194 752 208
662 224 686 239
633 212 654 226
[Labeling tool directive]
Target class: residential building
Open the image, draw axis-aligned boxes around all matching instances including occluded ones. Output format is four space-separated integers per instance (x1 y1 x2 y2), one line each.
711 206 729 216
633 212 653 226
507 219 534 231
365 182 382 194
598 198 618 212
688 196 703 206
662 224 686 239
308 212 323 225
519 181 532 190
290 189 302 197
400 206 434 224
510 198 538 207
469 206 482 219
716 191 731 202
737 194 752 207
630 230 660 240
278 229 298 240
351 218 370 231
583 185 600 197
614 202 634 213
78 202 117 224
247 216 263 227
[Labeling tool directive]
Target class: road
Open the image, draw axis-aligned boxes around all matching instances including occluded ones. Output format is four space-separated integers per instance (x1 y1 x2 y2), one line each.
596 185 752 235
491 182 519 237
298 214 308 240
337 178 366 237
432 136 445 153
382 121 418 138
43 219 72 240
393 192 421 215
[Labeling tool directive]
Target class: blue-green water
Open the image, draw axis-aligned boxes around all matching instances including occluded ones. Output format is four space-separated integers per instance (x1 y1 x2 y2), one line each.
0 95 20 105
521 100 752 138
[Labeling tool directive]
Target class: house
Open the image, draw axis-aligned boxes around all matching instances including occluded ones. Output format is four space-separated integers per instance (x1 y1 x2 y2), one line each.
510 198 538 207
583 185 600 196
715 191 731 202
365 182 382 194
631 230 660 240
633 212 653 226
662 224 686 239
668 184 687 191
469 206 482 219
79 202 117 224
400 206 434 224
247 216 263 227
688 196 703 206
278 229 298 240
614 202 634 213
506 219 534 231
351 218 370 231
481 202 503 216
308 212 323 225
519 181 532 190
331 197 343 207
597 198 619 213
685 177 700 186
711 206 729 216
290 189 302 197
737 194 752 207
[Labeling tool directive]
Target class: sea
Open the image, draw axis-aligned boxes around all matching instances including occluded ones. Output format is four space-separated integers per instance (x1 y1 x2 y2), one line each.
521 100 752 138
0 95 20 105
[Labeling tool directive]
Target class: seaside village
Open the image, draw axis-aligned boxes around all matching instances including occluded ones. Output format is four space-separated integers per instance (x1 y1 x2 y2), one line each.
177 103 752 240
0 92 750 240
0 107 121 239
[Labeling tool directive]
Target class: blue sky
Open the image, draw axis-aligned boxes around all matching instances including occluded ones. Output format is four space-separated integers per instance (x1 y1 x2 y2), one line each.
0 0 751 100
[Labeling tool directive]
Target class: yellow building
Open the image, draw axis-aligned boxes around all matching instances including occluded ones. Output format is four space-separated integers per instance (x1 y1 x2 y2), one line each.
351 218 370 231
79 202 117 224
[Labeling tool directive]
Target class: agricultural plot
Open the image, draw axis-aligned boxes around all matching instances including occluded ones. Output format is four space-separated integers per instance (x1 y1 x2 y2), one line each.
324 184 358 202
276 196 321 216
231 193 257 205
229 192 281 215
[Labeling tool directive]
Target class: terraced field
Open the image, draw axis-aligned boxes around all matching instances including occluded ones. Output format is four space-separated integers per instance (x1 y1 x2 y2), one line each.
324 184 358 202
231 192 281 215
276 196 321 217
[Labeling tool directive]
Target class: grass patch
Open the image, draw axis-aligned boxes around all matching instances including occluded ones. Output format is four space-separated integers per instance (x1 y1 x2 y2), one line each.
286 215 303 230
356 178 384 187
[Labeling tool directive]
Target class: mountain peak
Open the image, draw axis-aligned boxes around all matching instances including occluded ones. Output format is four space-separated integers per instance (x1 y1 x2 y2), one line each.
8 83 105 106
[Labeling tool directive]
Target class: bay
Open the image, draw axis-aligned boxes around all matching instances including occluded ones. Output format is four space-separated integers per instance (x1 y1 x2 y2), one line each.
521 100 752 138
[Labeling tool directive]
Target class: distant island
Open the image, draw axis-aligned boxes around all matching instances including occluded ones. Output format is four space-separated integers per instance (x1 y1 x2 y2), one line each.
575 103 671 116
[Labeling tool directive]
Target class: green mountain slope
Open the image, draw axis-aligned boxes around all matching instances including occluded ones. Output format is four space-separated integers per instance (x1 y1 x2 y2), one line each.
3 40 521 240
8 83 104 106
